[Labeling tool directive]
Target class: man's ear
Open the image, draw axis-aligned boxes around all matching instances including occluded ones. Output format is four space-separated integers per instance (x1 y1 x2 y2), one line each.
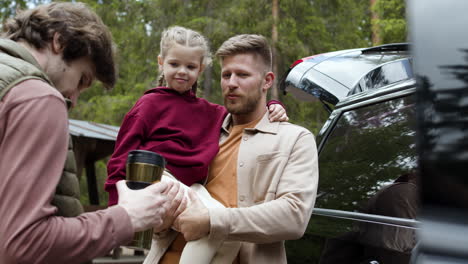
263 71 275 92
199 64 206 74
51 32 63 54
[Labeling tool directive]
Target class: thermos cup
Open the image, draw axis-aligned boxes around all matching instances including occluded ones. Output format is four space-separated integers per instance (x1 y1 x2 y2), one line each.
126 150 166 250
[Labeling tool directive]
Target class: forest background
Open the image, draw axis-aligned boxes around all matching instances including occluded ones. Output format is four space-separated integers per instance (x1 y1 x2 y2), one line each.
1 0 406 205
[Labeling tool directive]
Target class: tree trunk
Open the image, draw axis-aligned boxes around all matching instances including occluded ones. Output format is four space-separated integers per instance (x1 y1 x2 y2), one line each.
271 0 279 100
370 0 381 45
203 0 213 99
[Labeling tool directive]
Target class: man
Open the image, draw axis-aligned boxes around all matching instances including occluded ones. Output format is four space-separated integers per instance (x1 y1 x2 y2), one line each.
0 3 182 264
173 34 319 263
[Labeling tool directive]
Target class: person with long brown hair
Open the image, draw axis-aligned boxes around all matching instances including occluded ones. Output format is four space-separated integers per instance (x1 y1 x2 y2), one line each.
0 3 180 263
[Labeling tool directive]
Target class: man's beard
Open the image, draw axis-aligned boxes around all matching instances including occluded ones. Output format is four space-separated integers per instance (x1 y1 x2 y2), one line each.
224 87 262 115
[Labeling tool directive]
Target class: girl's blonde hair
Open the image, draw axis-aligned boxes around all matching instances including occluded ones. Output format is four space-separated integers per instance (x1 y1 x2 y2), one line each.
158 26 212 93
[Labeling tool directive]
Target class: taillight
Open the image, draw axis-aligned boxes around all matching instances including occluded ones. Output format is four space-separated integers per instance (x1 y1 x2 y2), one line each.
290 53 324 68
290 59 303 68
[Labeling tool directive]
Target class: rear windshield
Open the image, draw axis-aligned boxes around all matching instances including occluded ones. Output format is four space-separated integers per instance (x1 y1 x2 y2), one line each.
314 51 410 88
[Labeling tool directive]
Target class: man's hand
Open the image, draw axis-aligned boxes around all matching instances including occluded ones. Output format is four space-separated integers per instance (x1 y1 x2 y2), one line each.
116 180 170 232
153 181 188 233
174 190 210 241
268 104 289 122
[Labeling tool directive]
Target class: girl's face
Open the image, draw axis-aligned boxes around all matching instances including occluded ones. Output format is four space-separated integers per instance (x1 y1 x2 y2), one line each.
158 43 205 94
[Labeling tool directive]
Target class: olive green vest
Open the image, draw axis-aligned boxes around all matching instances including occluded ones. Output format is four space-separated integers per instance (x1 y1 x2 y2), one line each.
0 39 84 217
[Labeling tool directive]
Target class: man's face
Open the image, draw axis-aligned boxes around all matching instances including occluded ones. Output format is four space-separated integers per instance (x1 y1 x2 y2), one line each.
47 55 94 108
221 53 271 115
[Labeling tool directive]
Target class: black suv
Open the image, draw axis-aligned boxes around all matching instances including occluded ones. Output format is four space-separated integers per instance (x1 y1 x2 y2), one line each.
281 43 418 264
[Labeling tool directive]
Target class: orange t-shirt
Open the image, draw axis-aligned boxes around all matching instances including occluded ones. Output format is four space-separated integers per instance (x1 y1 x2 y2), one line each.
207 117 261 207
160 118 260 264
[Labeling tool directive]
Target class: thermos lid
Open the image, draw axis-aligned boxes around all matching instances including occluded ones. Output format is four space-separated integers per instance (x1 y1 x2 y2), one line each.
127 150 165 167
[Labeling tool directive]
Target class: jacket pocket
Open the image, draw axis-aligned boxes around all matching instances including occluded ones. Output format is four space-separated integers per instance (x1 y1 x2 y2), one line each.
253 151 288 204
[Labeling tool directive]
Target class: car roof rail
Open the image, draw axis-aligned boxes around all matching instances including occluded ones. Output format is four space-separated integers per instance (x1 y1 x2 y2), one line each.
362 43 410 53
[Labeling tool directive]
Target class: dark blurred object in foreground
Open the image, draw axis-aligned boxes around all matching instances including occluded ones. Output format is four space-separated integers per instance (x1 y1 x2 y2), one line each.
410 0 468 262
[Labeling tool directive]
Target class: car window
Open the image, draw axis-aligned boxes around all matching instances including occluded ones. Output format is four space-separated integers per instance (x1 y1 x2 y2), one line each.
315 52 410 88
351 59 413 95
316 94 418 216
287 94 418 264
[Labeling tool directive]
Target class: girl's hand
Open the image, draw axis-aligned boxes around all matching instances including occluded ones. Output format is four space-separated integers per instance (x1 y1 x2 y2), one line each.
173 190 210 241
268 104 289 122
153 181 188 233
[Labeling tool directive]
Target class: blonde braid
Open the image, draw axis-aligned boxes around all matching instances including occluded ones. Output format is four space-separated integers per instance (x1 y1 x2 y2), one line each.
158 73 166 87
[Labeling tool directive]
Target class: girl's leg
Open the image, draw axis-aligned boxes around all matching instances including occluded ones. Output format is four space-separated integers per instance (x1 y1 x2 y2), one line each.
179 183 226 264
144 172 240 264
179 183 241 264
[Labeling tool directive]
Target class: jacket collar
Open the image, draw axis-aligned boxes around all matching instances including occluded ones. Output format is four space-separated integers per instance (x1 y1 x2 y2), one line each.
0 38 53 85
221 110 280 135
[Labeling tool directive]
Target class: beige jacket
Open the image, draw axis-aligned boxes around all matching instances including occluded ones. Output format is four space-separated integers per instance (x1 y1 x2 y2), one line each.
208 111 319 263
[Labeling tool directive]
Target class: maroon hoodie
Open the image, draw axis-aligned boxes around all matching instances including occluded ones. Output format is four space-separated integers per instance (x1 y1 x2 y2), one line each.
105 87 283 205
105 87 227 205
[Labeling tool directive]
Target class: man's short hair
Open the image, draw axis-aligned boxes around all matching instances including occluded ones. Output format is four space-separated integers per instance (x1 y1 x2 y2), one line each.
2 2 117 88
216 34 272 71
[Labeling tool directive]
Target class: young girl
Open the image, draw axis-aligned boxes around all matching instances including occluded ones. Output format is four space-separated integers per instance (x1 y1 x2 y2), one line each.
105 26 287 263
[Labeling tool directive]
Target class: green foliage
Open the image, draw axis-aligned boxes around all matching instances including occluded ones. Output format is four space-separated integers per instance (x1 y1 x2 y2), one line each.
275 0 372 133
1 0 386 129
1 0 51 31
79 160 110 206
0 0 27 23
2 0 407 230
372 0 407 44
68 0 162 125
280 94 329 135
